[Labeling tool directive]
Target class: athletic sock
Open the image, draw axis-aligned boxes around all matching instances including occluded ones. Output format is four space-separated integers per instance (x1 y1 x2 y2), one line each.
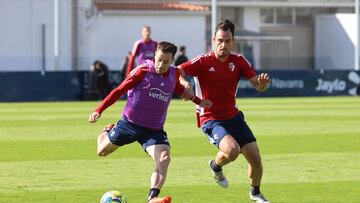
148 188 160 201
251 185 260 196
210 159 222 172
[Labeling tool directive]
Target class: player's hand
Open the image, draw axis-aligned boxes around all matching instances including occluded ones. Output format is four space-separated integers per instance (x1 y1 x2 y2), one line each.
199 99 213 108
181 83 195 101
258 73 271 85
88 112 101 123
257 73 271 92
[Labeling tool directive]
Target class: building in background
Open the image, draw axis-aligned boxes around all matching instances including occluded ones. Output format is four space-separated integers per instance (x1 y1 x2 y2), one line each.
0 0 209 72
0 0 73 72
0 0 356 72
315 13 356 70
84 0 209 73
182 0 355 70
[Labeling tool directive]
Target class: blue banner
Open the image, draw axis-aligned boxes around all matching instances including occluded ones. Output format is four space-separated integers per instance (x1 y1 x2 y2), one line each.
0 70 359 102
237 70 360 97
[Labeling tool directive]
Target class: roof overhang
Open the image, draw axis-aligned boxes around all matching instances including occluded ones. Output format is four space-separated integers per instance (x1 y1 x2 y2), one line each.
181 0 354 8
95 1 210 11
94 1 210 15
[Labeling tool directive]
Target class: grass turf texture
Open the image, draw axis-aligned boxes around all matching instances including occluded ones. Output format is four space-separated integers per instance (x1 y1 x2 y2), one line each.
0 97 359 202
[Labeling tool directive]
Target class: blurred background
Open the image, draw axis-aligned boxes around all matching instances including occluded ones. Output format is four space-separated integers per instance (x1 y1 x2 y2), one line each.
1 0 359 101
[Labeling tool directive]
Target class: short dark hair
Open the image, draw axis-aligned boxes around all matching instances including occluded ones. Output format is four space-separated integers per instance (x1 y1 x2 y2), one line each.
157 41 177 57
215 19 235 37
179 46 186 52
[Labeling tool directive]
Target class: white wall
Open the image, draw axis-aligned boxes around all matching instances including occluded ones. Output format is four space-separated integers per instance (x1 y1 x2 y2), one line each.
315 14 356 70
84 13 206 71
0 0 72 71
243 8 261 69
0 1 206 72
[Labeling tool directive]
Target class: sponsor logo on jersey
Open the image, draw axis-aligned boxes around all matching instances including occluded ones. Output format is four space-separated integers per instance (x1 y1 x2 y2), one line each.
209 67 215 72
149 88 170 102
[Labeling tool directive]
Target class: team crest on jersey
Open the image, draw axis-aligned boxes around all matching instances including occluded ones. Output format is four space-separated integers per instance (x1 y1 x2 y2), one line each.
228 63 235 71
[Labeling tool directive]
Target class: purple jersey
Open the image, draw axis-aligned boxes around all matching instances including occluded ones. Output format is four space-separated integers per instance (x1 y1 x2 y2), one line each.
127 39 157 77
134 39 157 65
122 60 176 130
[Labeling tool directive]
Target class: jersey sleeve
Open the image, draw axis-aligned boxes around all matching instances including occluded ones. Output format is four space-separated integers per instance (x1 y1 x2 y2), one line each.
126 41 141 77
239 55 257 79
95 66 147 114
174 68 203 106
174 68 185 96
178 55 202 77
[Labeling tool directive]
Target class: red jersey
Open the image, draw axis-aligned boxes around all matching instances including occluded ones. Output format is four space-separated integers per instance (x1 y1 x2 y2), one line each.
179 51 257 126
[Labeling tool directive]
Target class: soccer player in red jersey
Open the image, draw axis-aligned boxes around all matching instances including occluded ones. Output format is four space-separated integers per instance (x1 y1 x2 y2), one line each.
178 20 271 203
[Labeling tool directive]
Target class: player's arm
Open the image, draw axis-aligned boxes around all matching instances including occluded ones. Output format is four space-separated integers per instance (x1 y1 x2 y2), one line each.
178 69 194 101
174 69 212 107
174 82 212 108
249 73 271 92
126 41 141 77
238 55 271 92
177 59 200 100
177 66 189 86
88 66 147 123
175 68 194 100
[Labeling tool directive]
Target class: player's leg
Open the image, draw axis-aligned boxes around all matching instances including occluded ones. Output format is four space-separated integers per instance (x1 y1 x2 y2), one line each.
139 129 172 203
202 121 241 167
236 111 269 203
146 144 171 189
208 134 240 188
202 120 241 188
97 124 118 156
242 142 263 187
216 135 241 167
242 143 269 203
97 120 138 157
146 144 171 203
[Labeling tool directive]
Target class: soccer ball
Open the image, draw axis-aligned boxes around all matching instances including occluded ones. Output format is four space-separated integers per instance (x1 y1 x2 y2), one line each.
100 190 127 203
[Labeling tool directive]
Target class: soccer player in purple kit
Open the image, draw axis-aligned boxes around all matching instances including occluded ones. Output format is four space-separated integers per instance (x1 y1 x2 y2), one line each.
89 41 212 203
126 26 158 77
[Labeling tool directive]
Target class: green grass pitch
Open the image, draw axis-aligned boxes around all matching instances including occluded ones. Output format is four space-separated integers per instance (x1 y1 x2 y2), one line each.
0 96 359 202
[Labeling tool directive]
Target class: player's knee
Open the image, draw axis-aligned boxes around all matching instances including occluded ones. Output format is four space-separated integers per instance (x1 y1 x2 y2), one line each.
220 137 240 161
158 153 171 168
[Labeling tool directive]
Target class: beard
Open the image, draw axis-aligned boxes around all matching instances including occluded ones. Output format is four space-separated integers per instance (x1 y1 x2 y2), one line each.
217 49 230 58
